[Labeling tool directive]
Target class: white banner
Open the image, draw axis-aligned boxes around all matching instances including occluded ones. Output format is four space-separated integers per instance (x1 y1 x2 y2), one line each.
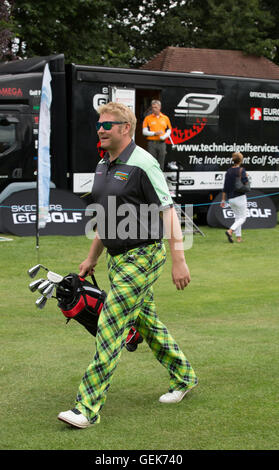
165 171 279 191
74 170 279 194
38 63 52 229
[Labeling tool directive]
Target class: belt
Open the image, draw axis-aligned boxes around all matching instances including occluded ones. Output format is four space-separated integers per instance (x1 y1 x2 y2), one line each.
107 239 162 257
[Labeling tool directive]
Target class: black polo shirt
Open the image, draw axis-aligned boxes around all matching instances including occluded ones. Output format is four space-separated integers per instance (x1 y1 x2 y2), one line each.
91 140 173 255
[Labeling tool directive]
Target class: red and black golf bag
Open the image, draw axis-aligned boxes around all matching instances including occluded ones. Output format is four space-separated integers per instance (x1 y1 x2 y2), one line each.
56 273 143 352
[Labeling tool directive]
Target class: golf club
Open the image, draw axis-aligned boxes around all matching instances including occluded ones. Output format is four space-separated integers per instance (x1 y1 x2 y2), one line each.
35 295 48 309
27 264 48 278
29 278 45 292
42 283 56 299
38 280 52 294
27 264 64 284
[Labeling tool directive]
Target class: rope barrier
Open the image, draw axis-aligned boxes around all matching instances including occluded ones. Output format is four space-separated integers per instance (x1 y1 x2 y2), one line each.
183 191 279 208
0 191 279 211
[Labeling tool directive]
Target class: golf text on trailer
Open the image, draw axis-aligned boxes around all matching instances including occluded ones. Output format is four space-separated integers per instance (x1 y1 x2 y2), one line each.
11 204 83 224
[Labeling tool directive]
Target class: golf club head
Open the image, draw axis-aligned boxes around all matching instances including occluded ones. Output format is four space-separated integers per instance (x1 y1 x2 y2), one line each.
47 271 64 284
29 278 45 293
38 280 51 294
42 283 56 299
35 295 48 309
27 264 42 278
27 264 48 278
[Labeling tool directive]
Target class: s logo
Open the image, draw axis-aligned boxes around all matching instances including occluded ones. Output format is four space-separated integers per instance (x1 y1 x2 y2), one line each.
175 93 223 116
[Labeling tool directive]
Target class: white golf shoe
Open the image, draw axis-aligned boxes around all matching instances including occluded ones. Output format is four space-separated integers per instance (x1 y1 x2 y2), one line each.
159 385 197 404
58 408 92 429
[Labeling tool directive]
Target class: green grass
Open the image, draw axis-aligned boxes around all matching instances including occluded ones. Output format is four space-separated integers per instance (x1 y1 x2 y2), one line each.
1 225 279 450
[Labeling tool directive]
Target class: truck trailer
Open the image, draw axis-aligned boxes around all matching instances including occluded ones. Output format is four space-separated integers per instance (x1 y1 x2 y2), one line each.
0 53 279 220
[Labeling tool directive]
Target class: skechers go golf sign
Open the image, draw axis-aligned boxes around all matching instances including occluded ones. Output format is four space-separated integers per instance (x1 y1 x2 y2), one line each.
11 205 82 224
0 189 89 236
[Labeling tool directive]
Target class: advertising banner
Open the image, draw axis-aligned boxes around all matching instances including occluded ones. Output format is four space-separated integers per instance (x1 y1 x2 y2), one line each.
165 170 279 193
160 81 279 192
88 79 279 195
207 190 277 229
0 189 90 236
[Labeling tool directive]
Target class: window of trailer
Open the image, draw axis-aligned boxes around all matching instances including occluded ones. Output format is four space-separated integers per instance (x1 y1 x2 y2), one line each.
0 118 17 155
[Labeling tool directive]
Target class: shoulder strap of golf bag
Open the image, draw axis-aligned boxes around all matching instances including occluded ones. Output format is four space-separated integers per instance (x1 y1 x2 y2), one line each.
91 274 99 289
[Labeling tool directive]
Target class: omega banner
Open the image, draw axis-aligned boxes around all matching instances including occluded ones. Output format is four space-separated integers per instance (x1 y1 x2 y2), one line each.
0 189 90 236
207 190 277 229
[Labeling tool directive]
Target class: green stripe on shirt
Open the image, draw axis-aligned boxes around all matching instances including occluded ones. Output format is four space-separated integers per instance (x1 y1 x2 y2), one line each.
127 146 173 208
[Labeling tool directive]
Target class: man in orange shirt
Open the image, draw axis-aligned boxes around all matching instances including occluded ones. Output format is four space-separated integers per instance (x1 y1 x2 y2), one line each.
142 100 172 170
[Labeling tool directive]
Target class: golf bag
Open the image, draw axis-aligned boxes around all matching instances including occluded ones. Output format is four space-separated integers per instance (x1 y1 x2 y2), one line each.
56 273 143 351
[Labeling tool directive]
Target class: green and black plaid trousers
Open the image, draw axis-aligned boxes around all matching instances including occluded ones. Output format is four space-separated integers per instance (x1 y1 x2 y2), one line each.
75 242 197 424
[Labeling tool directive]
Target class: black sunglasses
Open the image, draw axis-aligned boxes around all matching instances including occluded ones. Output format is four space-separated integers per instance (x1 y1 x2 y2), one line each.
96 121 128 131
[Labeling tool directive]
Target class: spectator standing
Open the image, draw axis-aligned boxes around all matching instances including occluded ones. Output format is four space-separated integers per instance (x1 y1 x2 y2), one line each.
142 100 172 170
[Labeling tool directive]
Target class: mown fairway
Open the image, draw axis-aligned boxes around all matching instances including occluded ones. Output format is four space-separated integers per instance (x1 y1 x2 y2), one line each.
1 224 279 450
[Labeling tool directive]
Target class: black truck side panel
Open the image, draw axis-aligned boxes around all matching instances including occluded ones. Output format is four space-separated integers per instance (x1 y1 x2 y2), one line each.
1 56 279 210
68 64 279 209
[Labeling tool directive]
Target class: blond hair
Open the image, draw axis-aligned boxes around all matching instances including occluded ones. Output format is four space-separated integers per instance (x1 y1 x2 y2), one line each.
232 152 243 165
98 102 137 138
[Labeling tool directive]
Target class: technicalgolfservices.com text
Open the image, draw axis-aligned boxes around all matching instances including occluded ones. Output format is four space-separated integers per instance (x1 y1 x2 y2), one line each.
94 453 183 466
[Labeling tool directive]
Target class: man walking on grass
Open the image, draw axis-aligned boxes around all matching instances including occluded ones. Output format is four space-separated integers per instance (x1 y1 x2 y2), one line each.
58 102 197 429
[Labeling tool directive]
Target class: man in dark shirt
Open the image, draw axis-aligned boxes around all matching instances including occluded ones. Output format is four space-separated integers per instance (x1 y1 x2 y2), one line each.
58 102 198 429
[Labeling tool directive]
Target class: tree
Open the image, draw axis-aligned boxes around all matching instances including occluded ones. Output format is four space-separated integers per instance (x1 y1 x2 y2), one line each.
7 0 200 66
106 0 279 66
0 0 15 61
131 0 279 63
260 0 279 64
194 0 279 59
2 0 279 67
111 0 195 66
9 0 135 66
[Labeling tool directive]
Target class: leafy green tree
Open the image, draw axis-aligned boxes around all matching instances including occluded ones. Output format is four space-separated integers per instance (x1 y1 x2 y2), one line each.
10 0 134 66
107 0 279 66
2 0 279 67
111 0 193 66
133 0 279 63
0 0 15 60
260 0 279 64
195 0 279 58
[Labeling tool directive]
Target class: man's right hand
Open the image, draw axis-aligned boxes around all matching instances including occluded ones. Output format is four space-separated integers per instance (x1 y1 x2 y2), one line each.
79 259 97 277
79 232 104 277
